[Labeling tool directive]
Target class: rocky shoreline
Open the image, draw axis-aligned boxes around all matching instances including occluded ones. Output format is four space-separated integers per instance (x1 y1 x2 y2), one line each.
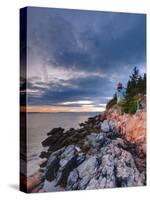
27 111 146 192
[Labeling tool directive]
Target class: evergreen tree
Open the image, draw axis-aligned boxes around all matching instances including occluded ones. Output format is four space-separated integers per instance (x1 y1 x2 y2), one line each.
127 67 140 97
123 67 146 113
106 93 117 109
129 67 139 83
106 66 146 114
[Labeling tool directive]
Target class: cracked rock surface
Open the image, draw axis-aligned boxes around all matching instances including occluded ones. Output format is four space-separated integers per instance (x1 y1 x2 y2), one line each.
30 115 146 192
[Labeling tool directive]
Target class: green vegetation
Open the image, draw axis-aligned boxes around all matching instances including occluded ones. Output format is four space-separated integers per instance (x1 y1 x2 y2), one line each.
106 67 146 114
106 94 117 109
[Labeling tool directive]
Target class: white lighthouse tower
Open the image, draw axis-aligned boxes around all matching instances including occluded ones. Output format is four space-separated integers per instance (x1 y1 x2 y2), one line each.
116 82 126 103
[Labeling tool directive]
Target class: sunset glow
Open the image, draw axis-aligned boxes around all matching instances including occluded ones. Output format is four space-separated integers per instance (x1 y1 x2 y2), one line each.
21 105 105 113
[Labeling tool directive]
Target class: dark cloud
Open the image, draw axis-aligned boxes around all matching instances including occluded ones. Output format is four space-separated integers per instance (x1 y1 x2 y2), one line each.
27 75 114 106
24 7 146 107
28 8 146 72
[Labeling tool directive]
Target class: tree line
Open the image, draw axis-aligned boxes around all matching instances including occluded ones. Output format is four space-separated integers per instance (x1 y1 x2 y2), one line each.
106 67 146 113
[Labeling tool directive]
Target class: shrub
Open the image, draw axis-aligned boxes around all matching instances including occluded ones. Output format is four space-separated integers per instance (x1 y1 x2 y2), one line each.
106 94 117 109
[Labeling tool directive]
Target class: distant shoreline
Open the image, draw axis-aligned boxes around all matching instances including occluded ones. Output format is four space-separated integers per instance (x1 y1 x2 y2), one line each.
22 111 102 114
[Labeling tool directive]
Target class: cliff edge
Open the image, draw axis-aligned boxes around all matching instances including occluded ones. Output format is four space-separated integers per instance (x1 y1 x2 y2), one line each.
27 102 146 192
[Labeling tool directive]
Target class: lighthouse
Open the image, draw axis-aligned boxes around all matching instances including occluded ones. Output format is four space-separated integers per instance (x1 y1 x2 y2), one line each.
116 82 126 103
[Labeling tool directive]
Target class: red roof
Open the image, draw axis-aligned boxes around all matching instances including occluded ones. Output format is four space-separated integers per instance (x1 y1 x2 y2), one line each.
117 82 122 89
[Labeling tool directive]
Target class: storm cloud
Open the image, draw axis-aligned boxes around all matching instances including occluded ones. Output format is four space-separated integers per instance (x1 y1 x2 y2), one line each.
22 7 146 110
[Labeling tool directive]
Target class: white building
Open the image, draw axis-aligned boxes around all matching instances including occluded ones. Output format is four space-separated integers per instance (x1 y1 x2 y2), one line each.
116 83 126 103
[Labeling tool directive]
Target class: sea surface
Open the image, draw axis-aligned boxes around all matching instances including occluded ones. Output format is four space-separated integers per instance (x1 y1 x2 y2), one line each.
27 112 99 177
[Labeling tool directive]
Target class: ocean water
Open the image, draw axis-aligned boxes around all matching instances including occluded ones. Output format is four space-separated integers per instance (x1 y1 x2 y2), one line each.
27 112 99 177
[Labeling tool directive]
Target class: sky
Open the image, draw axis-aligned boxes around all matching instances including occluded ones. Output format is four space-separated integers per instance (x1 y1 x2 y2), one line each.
20 7 146 112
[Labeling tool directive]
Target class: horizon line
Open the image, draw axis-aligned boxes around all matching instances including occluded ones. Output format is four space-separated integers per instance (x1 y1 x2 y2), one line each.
20 111 102 113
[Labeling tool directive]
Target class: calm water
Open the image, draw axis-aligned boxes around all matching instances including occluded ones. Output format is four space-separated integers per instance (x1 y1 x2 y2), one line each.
27 112 99 176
